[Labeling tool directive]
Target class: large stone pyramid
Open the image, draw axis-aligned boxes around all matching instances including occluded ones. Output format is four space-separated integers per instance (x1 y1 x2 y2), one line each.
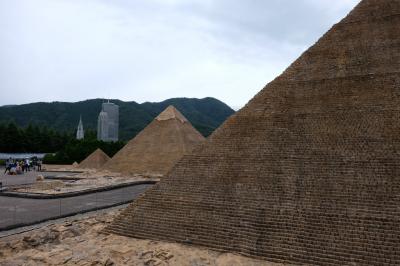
107 1 400 264
79 148 110 169
103 106 205 176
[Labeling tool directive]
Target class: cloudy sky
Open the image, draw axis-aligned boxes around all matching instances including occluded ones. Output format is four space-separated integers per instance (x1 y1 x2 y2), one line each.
0 0 360 109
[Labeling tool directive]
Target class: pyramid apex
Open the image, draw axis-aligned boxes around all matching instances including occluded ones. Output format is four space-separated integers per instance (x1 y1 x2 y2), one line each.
79 148 110 169
106 0 400 264
91 148 109 157
343 0 400 23
155 105 188 123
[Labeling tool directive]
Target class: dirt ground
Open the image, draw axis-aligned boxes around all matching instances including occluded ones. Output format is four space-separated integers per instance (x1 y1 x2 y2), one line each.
11 169 158 195
0 208 286 266
41 165 79 172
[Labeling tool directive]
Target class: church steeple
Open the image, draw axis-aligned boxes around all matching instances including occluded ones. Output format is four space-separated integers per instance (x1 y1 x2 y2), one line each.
76 115 84 140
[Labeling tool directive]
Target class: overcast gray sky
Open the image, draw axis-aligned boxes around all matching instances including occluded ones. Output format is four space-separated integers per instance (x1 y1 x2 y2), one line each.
0 0 360 109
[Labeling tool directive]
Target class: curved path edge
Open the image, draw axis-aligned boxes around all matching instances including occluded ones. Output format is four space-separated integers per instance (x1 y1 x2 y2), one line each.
0 180 158 199
0 200 134 232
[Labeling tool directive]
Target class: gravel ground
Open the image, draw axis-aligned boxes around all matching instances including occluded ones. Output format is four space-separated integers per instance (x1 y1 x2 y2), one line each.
0 207 288 266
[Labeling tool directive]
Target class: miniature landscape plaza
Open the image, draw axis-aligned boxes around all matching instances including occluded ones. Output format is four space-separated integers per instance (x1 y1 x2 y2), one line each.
106 1 400 265
103 105 205 176
1 0 400 265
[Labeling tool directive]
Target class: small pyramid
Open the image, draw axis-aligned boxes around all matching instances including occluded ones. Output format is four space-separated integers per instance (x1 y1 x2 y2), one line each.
102 105 205 176
79 149 110 169
106 1 400 265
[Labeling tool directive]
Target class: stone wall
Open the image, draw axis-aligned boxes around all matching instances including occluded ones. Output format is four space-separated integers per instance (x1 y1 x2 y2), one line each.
106 1 400 265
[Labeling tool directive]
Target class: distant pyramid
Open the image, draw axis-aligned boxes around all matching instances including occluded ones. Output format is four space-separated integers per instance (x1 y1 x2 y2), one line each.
79 148 110 169
106 1 400 264
102 106 205 176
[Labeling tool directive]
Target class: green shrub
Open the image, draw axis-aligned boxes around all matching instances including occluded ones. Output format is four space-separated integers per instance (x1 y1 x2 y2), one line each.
42 140 125 165
42 153 61 165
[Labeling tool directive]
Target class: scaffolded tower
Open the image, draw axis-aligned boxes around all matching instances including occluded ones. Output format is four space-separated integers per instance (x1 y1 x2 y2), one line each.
97 101 119 142
107 1 400 265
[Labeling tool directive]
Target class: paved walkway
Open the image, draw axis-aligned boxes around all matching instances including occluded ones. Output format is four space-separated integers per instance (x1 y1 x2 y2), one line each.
0 184 153 230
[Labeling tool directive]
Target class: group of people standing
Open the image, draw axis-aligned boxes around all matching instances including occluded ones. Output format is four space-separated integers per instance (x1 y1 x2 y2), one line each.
4 157 42 175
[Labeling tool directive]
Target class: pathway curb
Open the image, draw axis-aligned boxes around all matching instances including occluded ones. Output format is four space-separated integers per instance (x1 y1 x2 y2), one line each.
0 180 157 199
0 200 135 232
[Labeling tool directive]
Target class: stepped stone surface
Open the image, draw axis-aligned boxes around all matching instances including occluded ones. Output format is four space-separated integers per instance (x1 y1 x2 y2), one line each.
156 105 188 123
79 149 110 169
103 106 205 176
106 1 400 265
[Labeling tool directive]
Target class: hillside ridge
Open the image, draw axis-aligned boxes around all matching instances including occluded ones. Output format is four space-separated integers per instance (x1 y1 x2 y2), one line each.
0 97 235 140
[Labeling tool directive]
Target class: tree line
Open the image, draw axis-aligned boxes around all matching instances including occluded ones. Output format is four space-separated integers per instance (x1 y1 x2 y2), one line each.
0 122 70 153
0 122 125 164
44 139 125 164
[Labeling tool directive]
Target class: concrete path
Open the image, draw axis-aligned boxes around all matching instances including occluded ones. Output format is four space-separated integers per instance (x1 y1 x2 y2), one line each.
0 184 152 230
0 204 129 238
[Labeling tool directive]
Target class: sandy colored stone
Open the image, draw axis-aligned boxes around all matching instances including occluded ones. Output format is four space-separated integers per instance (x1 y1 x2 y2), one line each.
79 149 110 170
102 105 205 176
0 209 283 266
12 169 156 195
155 105 188 123
42 164 78 172
106 1 400 265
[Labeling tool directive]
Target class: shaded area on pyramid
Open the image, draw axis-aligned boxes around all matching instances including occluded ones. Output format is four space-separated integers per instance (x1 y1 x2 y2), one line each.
78 148 110 169
107 0 400 265
102 106 205 176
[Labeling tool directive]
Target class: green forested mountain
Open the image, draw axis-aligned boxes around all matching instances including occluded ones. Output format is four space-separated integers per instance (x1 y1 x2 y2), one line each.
0 98 235 140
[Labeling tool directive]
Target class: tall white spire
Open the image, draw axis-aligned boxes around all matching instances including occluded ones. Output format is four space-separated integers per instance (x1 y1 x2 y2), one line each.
76 115 84 140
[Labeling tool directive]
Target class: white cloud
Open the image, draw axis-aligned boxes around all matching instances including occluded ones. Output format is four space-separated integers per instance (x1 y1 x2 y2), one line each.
0 0 360 108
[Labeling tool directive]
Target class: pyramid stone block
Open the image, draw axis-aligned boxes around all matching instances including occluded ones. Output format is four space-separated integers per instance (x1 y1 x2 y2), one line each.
103 106 205 176
79 148 110 169
106 1 400 264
